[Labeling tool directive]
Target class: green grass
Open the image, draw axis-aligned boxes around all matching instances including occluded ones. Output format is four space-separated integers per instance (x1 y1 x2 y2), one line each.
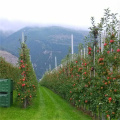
0 85 92 120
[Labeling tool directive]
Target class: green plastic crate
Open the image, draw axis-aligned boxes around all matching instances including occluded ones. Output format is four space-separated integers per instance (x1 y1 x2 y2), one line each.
0 92 13 107
0 79 13 92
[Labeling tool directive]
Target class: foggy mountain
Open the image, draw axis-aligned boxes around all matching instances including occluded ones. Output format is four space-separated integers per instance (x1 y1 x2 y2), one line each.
0 26 89 79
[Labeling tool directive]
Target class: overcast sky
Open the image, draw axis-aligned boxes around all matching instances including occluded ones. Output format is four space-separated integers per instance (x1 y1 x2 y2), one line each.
0 0 120 31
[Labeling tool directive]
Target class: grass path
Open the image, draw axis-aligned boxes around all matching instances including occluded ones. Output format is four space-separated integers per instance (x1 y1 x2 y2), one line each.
0 85 92 120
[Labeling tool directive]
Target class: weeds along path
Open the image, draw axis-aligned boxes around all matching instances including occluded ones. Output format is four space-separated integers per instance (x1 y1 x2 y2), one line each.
36 86 92 120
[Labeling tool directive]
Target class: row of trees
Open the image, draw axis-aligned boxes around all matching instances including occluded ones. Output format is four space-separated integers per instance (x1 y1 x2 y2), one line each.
16 41 38 108
0 37 38 108
40 9 120 119
0 57 20 86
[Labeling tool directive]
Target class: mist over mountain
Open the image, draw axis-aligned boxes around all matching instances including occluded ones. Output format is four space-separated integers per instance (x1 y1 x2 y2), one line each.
0 19 35 31
0 19 89 32
0 26 89 79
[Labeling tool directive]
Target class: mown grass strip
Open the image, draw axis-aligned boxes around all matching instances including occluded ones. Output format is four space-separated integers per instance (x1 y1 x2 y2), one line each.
0 85 92 120
39 86 92 120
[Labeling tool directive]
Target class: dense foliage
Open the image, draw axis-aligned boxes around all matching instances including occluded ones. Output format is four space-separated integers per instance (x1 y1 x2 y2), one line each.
0 57 20 87
40 9 120 119
16 42 38 108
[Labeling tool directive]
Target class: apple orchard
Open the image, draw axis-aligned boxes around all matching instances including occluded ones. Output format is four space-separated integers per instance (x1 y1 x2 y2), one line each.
40 9 120 119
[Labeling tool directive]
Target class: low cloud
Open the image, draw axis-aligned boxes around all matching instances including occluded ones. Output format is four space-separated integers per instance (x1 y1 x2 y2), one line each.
0 19 34 31
0 19 89 32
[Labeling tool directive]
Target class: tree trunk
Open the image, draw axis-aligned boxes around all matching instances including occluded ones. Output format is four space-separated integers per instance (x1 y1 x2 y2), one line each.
24 98 27 108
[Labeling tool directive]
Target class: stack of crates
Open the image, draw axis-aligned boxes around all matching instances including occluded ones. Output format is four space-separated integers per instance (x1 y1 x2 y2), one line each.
0 79 13 107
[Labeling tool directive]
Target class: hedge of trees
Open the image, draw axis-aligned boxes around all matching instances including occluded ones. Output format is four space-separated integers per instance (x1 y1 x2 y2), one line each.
40 9 120 119
0 38 38 108
0 57 20 87
16 41 38 108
